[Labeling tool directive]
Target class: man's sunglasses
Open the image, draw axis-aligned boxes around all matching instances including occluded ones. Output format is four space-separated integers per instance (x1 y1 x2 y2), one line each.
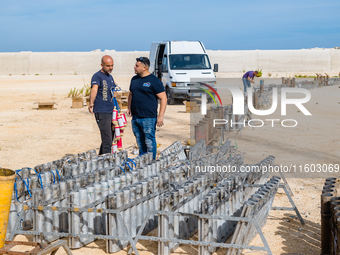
136 57 149 66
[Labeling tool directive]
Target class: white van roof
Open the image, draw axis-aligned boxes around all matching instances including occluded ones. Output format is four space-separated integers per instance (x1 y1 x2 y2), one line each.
170 41 206 54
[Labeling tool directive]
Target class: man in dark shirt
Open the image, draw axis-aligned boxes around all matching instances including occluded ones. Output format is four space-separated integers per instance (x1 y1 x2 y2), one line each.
127 57 167 159
88 55 117 155
242 70 258 93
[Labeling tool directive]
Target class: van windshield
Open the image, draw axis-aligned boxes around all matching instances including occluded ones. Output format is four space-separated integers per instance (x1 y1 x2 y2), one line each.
169 54 211 70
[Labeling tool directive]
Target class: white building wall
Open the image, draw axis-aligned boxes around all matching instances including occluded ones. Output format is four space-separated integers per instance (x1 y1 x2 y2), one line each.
0 48 339 75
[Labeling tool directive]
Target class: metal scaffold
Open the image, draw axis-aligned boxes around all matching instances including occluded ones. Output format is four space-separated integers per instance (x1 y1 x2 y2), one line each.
8 139 303 254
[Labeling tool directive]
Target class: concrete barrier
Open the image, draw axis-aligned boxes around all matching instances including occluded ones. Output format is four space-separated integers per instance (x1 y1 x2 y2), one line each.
207 48 340 73
0 48 339 76
0 50 148 76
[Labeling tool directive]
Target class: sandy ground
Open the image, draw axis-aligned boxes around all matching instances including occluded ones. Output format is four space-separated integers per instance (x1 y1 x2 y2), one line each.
1 75 339 255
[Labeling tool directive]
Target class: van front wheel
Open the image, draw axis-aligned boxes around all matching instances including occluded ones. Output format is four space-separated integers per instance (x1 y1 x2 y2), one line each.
166 87 175 105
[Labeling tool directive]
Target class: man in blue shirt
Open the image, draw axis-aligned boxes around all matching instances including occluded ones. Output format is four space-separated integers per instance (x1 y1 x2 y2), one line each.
88 55 117 155
127 57 167 159
242 70 258 93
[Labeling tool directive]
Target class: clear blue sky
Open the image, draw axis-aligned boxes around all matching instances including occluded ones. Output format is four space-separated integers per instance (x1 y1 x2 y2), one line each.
1 0 339 52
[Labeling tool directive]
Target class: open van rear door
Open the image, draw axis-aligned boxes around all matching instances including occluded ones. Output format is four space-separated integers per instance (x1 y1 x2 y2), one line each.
149 42 160 74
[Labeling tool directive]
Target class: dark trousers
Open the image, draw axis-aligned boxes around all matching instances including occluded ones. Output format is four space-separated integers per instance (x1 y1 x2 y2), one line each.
95 112 114 155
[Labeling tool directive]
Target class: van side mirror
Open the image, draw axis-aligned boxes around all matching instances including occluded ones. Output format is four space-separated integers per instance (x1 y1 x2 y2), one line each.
161 64 167 72
213 64 218 72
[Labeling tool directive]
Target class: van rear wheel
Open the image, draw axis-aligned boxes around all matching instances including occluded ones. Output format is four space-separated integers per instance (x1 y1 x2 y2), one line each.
207 97 214 103
166 87 175 105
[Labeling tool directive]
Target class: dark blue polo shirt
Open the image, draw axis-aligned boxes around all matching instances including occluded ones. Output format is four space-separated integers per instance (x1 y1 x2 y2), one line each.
91 70 115 113
129 74 165 118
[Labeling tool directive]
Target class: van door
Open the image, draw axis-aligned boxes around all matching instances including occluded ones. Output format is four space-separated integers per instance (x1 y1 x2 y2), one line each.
149 43 159 74
155 44 166 80
161 44 169 87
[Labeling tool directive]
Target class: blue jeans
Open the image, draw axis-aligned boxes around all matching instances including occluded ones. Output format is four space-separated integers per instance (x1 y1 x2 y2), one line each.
242 78 251 92
132 116 157 159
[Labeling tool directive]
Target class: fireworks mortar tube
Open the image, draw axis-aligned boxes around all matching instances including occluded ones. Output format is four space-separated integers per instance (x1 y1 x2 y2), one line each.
115 126 121 141
112 143 118 154
121 113 128 126
117 136 123 151
112 107 118 126
118 115 125 131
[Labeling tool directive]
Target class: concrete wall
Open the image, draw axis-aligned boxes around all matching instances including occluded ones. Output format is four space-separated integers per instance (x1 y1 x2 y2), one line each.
0 48 339 75
207 48 340 73
0 50 149 76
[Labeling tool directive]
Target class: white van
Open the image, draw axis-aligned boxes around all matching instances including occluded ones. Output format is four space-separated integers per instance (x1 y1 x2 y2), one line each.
149 41 218 104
